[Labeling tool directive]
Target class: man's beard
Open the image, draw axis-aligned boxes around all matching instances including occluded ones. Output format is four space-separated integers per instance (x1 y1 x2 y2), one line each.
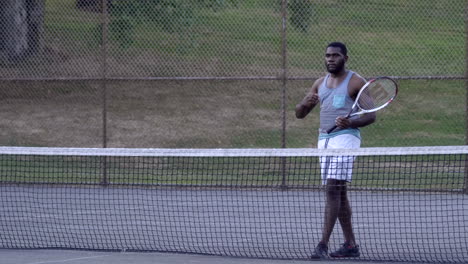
326 62 345 74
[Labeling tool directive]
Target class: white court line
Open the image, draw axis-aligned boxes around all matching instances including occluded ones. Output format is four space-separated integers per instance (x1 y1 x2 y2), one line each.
27 254 112 264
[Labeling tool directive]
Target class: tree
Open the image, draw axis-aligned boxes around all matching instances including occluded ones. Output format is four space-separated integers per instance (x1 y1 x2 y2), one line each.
0 0 45 60
288 0 314 33
88 0 238 49
76 0 113 12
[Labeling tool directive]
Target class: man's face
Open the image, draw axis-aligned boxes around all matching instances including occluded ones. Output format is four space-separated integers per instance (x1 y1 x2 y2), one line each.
325 47 347 74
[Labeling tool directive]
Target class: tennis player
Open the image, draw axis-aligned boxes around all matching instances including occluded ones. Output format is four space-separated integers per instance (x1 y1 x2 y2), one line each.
295 42 376 259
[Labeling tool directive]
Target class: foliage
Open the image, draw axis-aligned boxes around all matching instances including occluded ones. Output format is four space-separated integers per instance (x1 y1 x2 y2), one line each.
105 0 240 48
102 0 313 48
288 0 314 33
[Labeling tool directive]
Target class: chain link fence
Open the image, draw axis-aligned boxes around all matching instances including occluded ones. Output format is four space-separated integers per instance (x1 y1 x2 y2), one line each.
0 0 466 148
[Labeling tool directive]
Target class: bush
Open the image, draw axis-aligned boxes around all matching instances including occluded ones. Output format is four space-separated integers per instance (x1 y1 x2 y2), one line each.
288 0 314 33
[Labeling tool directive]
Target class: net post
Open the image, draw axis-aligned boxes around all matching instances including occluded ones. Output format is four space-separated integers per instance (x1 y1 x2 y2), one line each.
100 0 109 185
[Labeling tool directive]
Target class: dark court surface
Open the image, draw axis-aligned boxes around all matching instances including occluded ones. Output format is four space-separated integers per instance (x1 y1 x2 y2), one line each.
1 249 426 264
2 186 467 262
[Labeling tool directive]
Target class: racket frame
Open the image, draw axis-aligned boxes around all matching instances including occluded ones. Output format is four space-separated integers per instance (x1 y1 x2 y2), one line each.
349 76 398 117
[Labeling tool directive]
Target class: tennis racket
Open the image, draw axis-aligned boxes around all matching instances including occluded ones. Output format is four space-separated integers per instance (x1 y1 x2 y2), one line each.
326 76 398 134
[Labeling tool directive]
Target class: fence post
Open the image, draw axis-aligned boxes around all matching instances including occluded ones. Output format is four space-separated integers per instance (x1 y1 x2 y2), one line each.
464 0 468 194
280 0 288 190
100 0 109 185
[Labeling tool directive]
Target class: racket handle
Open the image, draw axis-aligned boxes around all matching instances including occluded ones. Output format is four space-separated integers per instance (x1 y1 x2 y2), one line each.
326 125 337 134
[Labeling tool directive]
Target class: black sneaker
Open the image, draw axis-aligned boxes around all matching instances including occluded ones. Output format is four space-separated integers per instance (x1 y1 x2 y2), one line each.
310 242 328 259
330 242 360 258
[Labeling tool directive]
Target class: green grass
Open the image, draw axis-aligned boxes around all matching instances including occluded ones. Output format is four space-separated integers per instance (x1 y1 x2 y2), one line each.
41 0 467 75
42 0 465 76
1 155 465 190
288 79 466 148
1 1 466 189
362 80 466 147
1 0 465 150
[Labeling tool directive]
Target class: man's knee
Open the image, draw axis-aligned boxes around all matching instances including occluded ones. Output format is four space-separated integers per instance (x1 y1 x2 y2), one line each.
325 180 343 202
326 179 346 191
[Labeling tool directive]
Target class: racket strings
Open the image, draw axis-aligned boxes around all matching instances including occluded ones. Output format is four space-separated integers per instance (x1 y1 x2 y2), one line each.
357 79 396 110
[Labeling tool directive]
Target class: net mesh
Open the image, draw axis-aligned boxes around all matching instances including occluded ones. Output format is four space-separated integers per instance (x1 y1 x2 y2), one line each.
1 146 467 263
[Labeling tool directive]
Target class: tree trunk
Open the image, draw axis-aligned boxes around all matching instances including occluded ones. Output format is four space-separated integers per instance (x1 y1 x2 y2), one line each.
76 0 112 12
1 0 28 58
0 0 44 60
27 0 45 54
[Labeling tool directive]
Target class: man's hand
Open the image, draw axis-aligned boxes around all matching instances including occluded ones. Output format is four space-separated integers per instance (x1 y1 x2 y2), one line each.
335 116 352 129
304 93 319 107
296 81 320 119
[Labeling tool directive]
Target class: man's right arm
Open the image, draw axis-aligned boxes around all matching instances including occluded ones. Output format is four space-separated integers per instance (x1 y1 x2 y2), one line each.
295 79 321 119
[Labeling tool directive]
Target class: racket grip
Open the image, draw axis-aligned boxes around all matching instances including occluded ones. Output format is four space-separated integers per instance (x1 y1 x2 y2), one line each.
326 125 337 134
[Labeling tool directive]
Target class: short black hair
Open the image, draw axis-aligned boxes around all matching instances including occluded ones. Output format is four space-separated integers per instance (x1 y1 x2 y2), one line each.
326 42 348 56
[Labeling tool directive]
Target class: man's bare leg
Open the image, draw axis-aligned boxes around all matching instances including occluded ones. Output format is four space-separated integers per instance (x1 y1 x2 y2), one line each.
338 185 356 246
310 179 343 259
329 182 360 258
320 179 344 245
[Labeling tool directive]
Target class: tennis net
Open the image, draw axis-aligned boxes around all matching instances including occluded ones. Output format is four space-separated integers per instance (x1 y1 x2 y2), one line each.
0 146 467 263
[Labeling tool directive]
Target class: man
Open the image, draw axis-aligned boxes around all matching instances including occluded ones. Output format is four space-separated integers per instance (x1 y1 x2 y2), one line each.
295 42 376 259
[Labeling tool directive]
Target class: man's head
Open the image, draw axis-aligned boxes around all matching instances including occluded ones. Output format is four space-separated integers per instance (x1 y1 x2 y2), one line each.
325 42 348 74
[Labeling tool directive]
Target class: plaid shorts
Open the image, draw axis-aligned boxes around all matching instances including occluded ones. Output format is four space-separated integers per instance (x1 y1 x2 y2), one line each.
318 134 361 185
